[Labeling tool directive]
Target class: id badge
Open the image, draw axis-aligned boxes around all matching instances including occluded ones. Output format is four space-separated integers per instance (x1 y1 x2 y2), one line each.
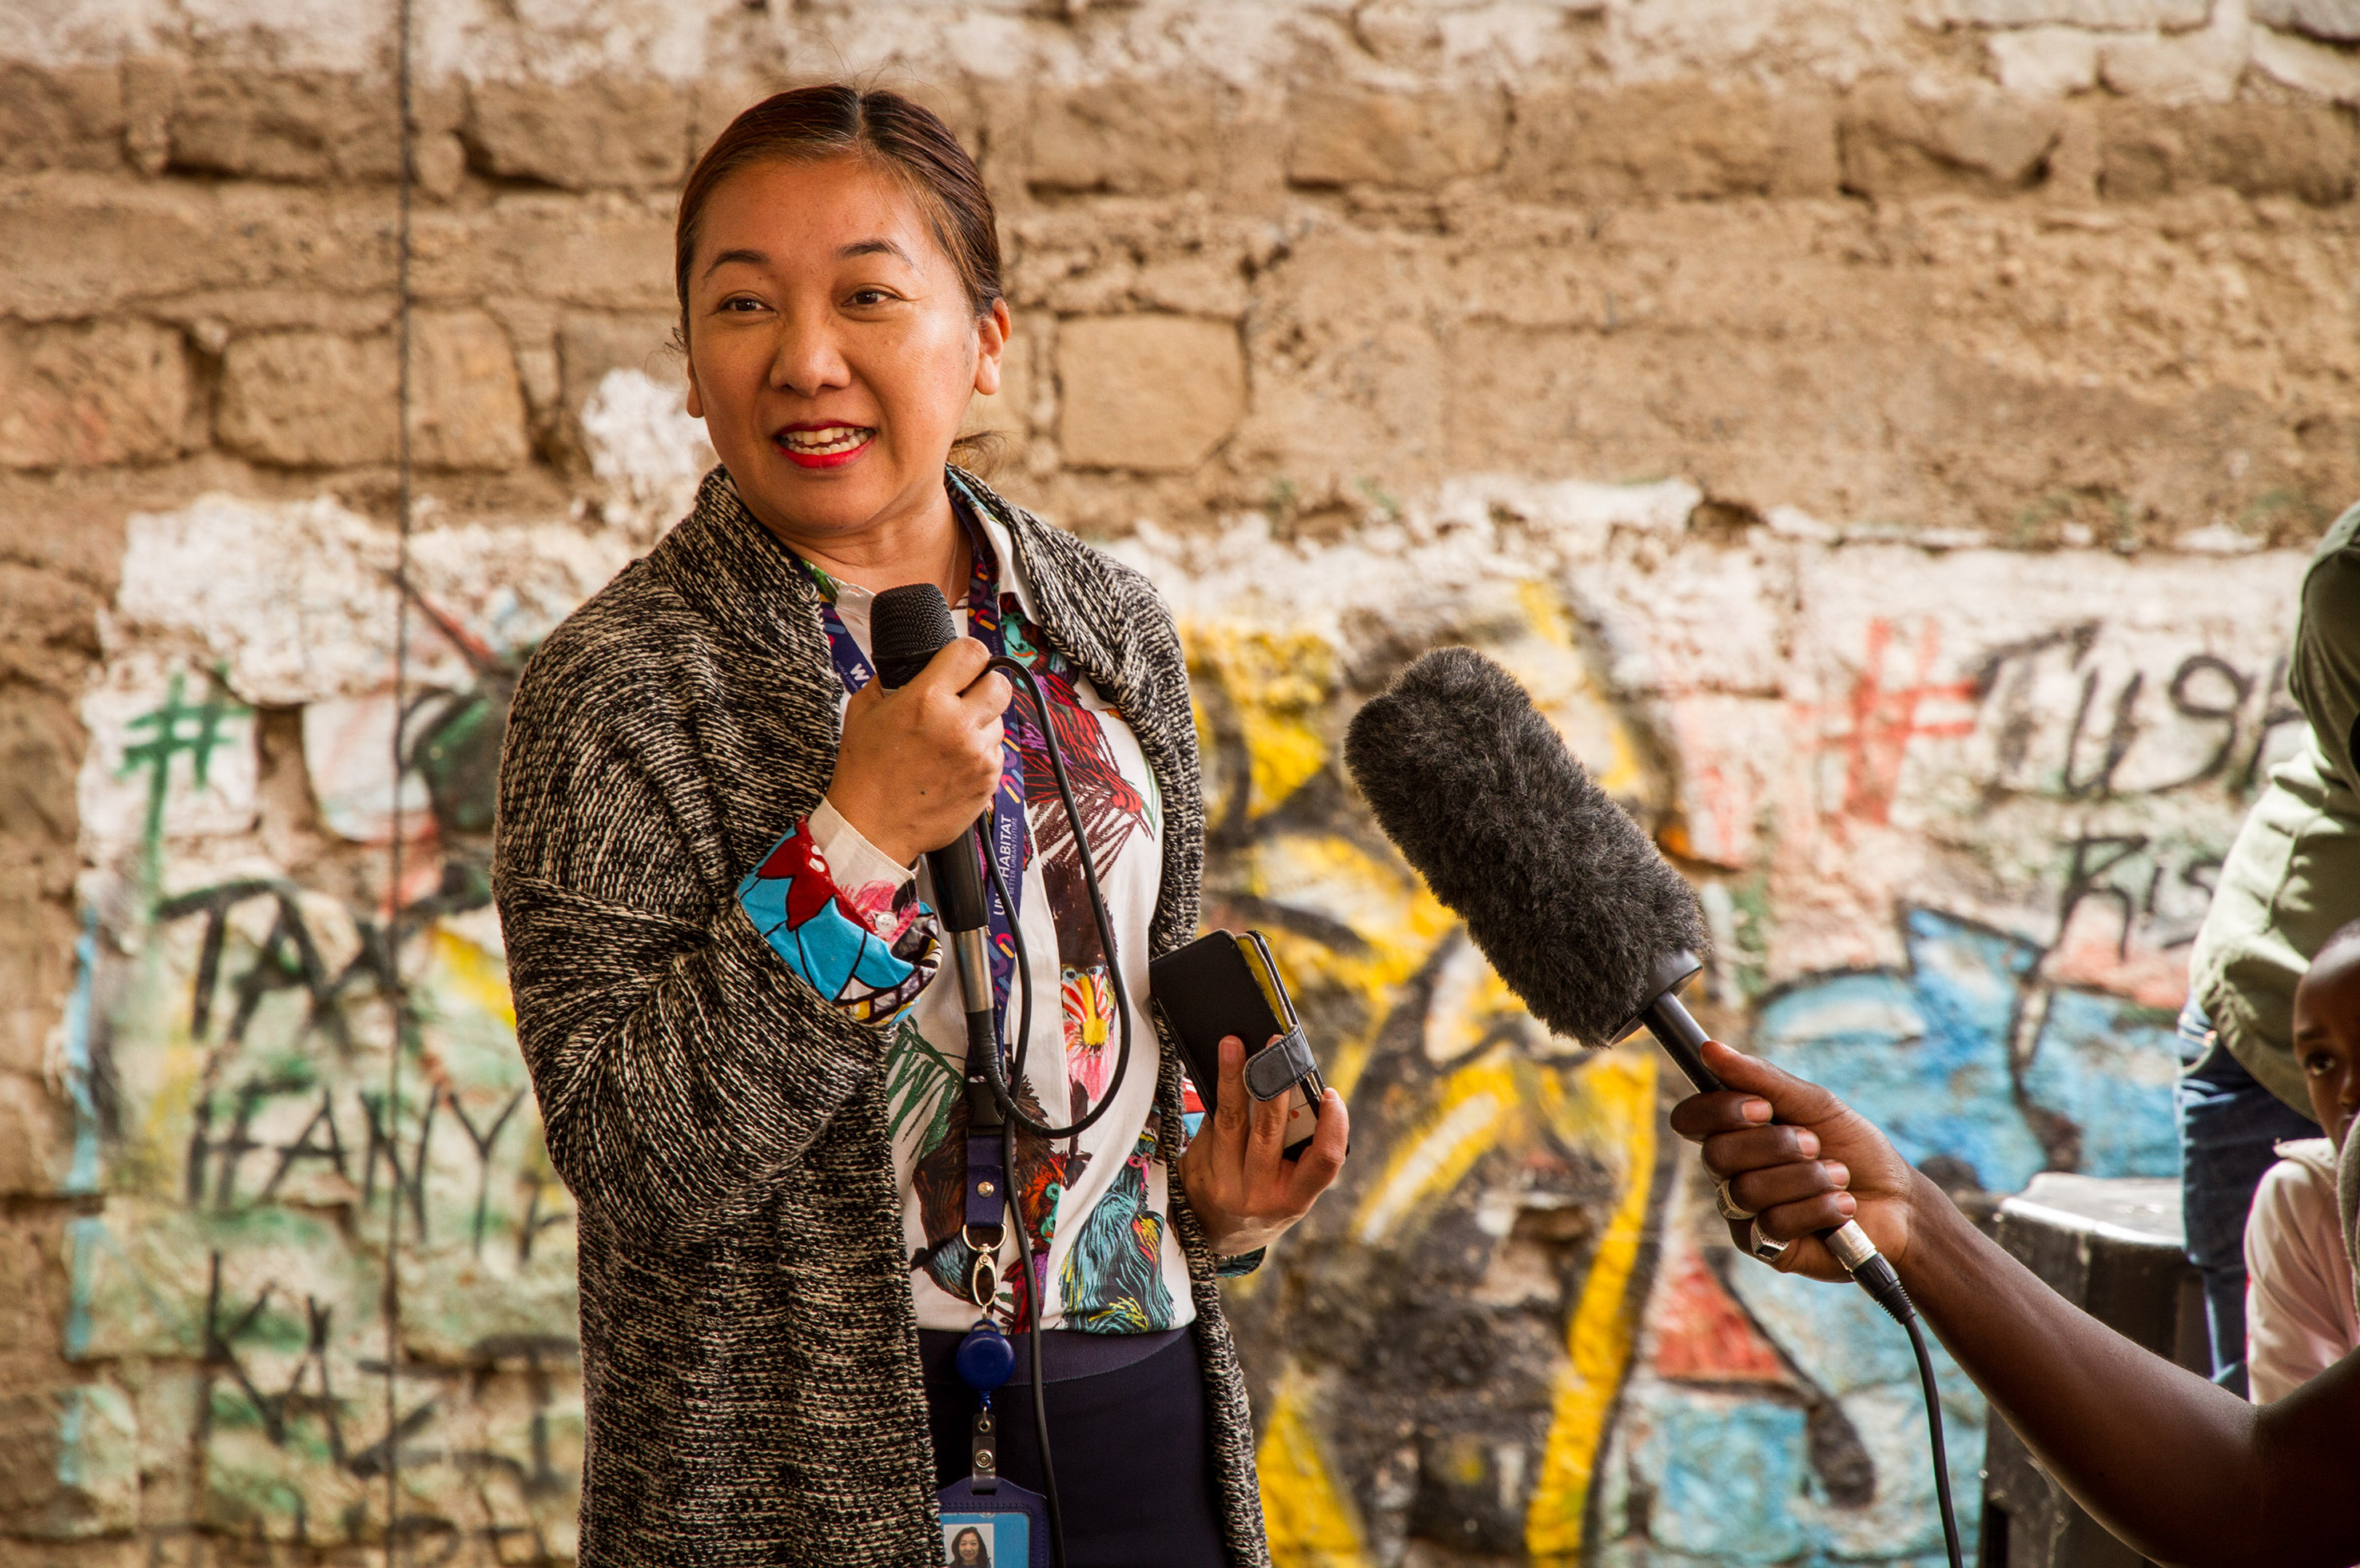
939 1323 1051 1566
937 1478 1049 1567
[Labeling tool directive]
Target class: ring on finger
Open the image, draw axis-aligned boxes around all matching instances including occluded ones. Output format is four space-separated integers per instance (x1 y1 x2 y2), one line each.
1713 1178 1755 1222
1749 1219 1789 1263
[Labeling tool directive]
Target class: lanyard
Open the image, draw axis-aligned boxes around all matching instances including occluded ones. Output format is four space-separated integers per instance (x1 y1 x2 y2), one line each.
795 491 1037 1307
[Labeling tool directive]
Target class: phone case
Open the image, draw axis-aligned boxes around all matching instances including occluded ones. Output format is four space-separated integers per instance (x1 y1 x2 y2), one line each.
1149 930 1322 1159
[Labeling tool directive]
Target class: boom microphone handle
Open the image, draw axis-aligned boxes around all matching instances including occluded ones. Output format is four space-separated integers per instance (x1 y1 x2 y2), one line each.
1625 953 1911 1319
1648 998 1908 1311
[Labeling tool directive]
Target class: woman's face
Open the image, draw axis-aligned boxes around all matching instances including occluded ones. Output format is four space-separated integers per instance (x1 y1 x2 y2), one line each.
683 156 1008 552
953 1529 983 1562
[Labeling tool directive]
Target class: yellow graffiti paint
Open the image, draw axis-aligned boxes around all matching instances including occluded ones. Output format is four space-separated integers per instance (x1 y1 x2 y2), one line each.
1244 834 1458 1100
1515 579 1578 650
1244 835 1454 961
1351 1049 1520 1246
1591 724 1650 805
1526 1050 1658 1563
1423 962 1539 1067
432 925 517 1031
1187 624 1336 823
1258 1367 1370 1567
1499 579 1651 806
1532 1054 1654 1192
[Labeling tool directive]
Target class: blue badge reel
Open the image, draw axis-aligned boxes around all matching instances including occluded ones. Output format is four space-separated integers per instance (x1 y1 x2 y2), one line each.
937 1321 1051 1567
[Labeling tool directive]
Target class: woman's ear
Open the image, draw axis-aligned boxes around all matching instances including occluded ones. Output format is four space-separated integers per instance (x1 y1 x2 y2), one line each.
972 299 1011 398
684 352 706 421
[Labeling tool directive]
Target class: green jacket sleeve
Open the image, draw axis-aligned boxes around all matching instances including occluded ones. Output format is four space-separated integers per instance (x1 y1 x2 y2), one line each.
2290 502 2360 802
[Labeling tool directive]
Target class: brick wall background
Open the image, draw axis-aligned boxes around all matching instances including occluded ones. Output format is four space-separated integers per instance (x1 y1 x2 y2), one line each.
3 1 2357 1564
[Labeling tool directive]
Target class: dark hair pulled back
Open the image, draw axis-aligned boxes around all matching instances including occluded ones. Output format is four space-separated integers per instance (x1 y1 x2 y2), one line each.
674 84 1004 342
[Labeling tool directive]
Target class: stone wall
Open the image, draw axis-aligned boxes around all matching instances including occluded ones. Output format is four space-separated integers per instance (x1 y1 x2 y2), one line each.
2 1 2355 1564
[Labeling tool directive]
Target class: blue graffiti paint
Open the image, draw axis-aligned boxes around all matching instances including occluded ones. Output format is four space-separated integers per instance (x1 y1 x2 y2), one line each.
1755 909 2048 1193
63 1216 102 1363
62 908 105 1371
1649 901 2189 1564
1753 905 2187 1192
62 906 100 1195
1695 898 2211 1566
1727 1259 1931 1398
2022 989 2182 1177
1630 1388 1811 1563
1687 1266 1985 1562
57 1385 86 1491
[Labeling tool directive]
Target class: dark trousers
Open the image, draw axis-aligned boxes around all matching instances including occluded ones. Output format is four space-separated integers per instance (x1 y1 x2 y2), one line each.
922 1329 1229 1568
2176 997 2318 1388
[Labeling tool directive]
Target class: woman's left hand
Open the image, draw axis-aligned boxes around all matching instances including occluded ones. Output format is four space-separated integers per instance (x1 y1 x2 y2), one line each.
1176 1035 1350 1257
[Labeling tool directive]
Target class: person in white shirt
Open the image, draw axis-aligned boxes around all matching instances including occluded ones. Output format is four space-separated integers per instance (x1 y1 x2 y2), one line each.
2244 919 2360 1403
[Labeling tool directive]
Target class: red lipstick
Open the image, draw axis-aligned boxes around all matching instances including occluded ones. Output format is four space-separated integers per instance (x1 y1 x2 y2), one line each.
773 421 876 470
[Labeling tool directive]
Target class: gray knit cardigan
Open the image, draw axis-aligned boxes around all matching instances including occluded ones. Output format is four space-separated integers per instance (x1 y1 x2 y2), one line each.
493 468 1269 1566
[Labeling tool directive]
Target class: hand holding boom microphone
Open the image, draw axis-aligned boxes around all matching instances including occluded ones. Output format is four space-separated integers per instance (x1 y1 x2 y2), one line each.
1340 648 1908 1314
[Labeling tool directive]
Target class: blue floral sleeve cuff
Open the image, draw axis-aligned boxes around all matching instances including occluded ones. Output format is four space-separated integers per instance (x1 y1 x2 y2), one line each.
736 805 941 1026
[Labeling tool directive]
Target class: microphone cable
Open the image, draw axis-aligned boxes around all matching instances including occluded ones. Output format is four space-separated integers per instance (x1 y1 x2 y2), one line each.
1843 1256 1964 1568
965 655 1136 1141
1907 1310 1967 1568
1005 1152 1067 1568
963 653 1138 1568
865 584 1136 1567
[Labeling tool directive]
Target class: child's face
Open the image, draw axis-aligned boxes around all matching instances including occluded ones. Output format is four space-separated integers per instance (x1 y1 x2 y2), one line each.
2292 944 2360 1148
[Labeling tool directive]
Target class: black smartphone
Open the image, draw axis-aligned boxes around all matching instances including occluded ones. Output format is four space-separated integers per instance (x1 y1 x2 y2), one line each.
1149 929 1323 1160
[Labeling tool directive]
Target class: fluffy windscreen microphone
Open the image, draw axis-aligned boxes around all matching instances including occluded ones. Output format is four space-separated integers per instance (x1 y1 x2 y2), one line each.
1342 646 1710 1057
1344 646 1917 1327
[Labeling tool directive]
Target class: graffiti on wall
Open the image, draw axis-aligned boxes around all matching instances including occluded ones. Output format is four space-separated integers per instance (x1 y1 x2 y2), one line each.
1123 483 2306 1566
45 386 2313 1564
55 487 647 1556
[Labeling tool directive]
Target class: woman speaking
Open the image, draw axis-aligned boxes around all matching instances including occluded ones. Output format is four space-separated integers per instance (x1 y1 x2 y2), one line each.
494 85 1349 1567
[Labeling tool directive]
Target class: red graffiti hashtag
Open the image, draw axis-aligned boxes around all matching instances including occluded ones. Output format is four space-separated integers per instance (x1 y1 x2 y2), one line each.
1828 619 1978 828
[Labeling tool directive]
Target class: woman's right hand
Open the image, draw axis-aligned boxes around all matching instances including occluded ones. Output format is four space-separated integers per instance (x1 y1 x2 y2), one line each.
1669 1038 1932 1283
826 637 1010 869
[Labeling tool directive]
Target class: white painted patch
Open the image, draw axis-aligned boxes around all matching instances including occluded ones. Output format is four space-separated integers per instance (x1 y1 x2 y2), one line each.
113 494 397 708
580 366 715 532
177 0 390 74
100 490 639 881
302 693 434 844
0 0 171 66
1124 477 2312 990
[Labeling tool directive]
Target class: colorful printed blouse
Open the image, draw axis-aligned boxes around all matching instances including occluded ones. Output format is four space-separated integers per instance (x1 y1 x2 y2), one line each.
736 484 1200 1335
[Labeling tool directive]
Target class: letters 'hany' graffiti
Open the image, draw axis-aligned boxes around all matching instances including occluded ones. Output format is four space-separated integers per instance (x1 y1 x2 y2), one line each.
48 486 2308 1566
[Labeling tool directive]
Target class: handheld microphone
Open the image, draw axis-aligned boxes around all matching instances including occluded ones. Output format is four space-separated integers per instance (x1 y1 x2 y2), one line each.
866 580 1137 1146
866 579 1137 1568
870 583 997 1063
1340 647 1906 1310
